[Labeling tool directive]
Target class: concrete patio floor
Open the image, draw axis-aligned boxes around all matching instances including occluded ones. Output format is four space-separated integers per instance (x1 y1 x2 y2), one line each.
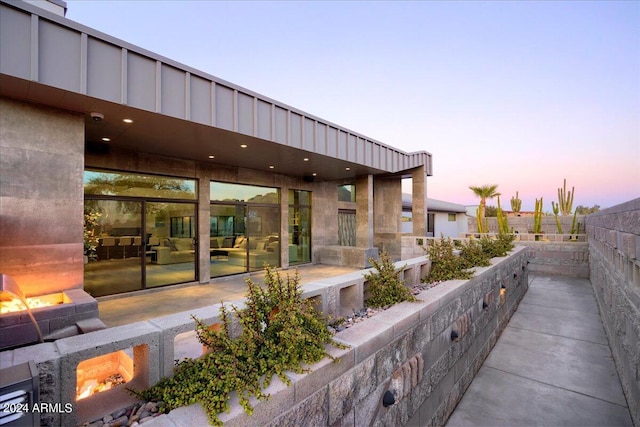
446 274 633 427
97 264 358 327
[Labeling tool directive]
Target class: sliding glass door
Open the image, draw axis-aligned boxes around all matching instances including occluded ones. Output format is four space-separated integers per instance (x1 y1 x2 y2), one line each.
84 169 197 297
210 182 280 278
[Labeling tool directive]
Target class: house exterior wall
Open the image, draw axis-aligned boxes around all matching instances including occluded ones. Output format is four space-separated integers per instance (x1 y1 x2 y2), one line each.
433 212 467 238
0 97 84 296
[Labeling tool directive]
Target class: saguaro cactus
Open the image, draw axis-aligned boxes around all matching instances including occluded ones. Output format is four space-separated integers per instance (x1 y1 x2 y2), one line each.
510 191 522 214
533 197 543 234
557 179 574 215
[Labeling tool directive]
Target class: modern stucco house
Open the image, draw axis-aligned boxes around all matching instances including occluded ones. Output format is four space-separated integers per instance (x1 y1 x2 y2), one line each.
0 0 432 299
402 194 467 237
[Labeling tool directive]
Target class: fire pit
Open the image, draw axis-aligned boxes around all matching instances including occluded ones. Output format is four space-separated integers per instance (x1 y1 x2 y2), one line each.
0 275 100 351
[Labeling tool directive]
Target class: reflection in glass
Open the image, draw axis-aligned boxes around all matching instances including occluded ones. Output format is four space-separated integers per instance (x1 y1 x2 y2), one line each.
83 199 143 297
84 169 196 199
210 182 280 277
289 190 311 264
145 202 196 288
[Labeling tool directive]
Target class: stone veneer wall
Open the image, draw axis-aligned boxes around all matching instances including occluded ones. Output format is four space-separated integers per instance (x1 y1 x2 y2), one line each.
586 198 640 426
0 98 85 296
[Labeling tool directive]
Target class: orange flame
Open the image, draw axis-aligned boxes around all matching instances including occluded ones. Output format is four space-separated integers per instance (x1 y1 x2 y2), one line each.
0 296 53 314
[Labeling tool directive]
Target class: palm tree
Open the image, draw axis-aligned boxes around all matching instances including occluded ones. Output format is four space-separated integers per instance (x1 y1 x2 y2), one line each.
469 184 500 219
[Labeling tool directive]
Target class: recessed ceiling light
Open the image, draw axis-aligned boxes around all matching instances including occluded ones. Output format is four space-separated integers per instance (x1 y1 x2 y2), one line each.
345 167 350 171
123 118 133 124
101 137 111 142
208 155 215 159
240 144 247 148
303 158 309 161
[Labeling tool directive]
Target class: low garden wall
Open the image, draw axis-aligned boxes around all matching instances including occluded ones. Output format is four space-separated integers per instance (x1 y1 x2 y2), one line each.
586 199 640 426
0 247 529 426
152 246 529 426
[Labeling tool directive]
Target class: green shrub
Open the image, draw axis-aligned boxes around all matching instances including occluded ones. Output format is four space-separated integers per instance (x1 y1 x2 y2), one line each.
459 239 491 269
479 234 515 258
423 234 515 284
365 251 416 308
133 266 346 426
423 237 474 284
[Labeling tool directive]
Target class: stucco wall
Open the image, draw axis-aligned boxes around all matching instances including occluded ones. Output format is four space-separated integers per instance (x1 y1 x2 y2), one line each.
0 97 85 296
586 198 640 426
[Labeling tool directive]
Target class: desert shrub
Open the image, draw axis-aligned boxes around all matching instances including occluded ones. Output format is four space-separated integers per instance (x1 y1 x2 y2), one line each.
479 234 515 258
423 237 474 284
365 251 416 308
134 266 346 426
459 239 491 269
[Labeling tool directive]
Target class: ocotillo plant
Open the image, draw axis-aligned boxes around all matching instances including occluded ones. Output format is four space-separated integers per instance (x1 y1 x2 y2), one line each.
557 179 574 215
551 201 563 234
510 191 522 214
496 196 510 234
533 198 543 234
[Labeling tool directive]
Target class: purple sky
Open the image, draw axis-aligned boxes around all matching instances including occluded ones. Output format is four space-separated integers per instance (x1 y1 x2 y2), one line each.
66 0 639 211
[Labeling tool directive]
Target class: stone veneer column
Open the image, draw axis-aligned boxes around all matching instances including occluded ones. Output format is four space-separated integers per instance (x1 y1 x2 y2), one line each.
197 174 211 282
412 165 428 236
280 187 290 268
0 98 84 295
356 175 374 247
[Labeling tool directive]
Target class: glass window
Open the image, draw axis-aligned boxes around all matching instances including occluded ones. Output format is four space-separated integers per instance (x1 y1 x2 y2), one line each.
448 213 456 222
84 169 196 200
210 182 280 278
338 184 356 202
289 190 311 264
210 182 279 203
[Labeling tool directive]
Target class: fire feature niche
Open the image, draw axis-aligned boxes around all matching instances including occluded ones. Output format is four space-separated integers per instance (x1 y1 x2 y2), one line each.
74 344 150 424
76 350 133 400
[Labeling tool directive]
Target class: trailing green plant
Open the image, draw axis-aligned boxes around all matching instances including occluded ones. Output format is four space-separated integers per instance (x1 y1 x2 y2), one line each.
510 191 522 213
423 236 474 284
133 266 346 426
533 197 543 234
364 251 416 308
551 201 563 234
557 178 574 215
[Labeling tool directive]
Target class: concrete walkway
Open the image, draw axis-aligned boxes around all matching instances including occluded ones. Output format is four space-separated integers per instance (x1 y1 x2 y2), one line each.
447 275 633 427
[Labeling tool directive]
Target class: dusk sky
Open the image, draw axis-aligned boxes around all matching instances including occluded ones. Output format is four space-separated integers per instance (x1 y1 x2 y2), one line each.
66 0 639 211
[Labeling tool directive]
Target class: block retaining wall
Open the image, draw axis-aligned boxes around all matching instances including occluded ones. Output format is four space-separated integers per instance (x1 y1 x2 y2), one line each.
586 198 640 426
151 247 529 426
0 247 529 426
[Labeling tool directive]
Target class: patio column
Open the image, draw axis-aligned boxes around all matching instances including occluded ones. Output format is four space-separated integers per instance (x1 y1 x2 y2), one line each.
356 174 374 248
412 165 428 236
280 187 290 268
